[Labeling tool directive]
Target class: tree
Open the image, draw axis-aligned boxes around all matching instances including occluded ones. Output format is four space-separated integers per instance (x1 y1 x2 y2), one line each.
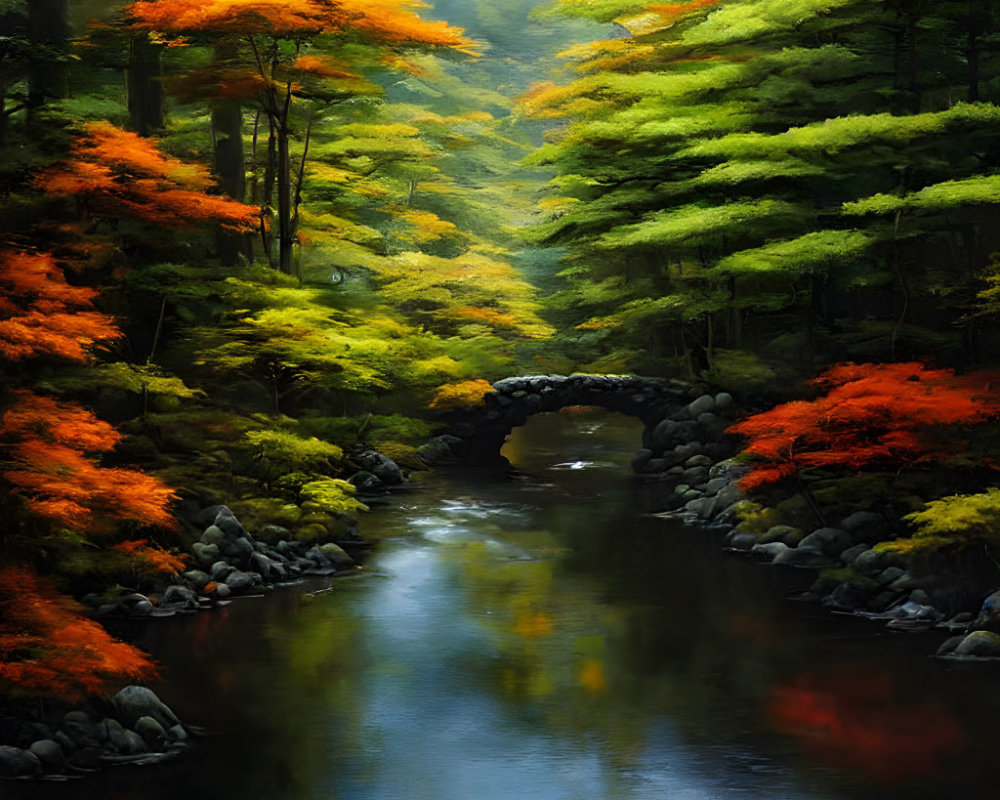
125 0 477 273
37 121 259 232
0 566 158 703
525 0 1000 377
0 249 119 362
0 389 178 531
727 362 1000 520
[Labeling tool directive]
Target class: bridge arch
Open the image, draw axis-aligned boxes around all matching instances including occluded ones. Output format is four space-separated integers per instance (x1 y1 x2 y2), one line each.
440 374 734 463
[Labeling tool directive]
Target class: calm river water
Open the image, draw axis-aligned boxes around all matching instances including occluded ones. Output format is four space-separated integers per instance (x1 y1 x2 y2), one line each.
17 410 1000 800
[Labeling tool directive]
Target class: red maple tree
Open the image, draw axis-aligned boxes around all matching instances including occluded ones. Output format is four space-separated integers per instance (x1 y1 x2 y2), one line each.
728 362 1000 491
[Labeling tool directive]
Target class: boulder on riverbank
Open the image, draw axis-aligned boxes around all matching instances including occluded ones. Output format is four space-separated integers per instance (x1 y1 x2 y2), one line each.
0 686 189 780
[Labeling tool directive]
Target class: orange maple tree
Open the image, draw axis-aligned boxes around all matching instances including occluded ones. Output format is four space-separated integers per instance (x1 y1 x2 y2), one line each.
125 0 476 272
37 121 259 231
0 566 158 702
0 390 178 532
728 362 1000 492
0 249 120 362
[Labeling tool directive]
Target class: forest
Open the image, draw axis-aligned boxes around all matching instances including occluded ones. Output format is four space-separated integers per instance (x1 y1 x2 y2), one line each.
4 0 1000 794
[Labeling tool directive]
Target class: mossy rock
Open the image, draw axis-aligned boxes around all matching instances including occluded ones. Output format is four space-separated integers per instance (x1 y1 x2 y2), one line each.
819 567 880 594
318 542 354 567
295 523 328 541
758 525 804 546
230 497 303 527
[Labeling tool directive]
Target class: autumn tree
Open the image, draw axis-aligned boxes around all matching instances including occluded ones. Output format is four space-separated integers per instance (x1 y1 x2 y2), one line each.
125 0 477 273
728 362 1000 521
0 566 158 703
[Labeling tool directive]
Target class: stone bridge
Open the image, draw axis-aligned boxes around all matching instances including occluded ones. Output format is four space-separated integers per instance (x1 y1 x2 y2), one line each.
429 374 737 468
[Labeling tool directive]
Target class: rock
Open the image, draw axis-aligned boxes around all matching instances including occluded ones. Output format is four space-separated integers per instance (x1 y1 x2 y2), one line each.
223 536 255 566
954 630 1000 658
643 459 670 473
909 589 932 606
877 566 906 586
66 747 101 769
852 548 888 575
714 392 734 411
687 394 716 418
250 551 274 580
225 570 254 591
773 547 835 569
684 454 713 468
134 716 168 750
798 527 853 557
167 724 188 742
349 470 382 491
214 514 248 540
61 711 101 749
263 524 293 539
839 543 868 565
673 483 691 495
936 635 965 657
355 451 404 485
192 541 220 566
200 525 226 547
823 582 873 611
28 740 64 773
318 542 354 567
751 542 790 561
681 466 709 486
724 531 757 551
758 525 804 546
888 571 921 592
211 560 235 582
183 569 212 590
162 584 199 611
972 589 1000 632
112 686 180 729
704 477 729 495
101 718 133 754
0 746 41 777
214 582 232 598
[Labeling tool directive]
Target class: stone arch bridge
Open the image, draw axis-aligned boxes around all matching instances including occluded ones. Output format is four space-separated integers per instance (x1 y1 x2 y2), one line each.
428 374 737 470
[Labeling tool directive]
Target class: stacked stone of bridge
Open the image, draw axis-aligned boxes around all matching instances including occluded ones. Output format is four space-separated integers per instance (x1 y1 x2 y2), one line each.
427 374 736 469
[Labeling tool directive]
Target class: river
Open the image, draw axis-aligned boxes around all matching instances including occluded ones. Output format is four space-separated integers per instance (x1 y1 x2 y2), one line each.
17 409 1000 800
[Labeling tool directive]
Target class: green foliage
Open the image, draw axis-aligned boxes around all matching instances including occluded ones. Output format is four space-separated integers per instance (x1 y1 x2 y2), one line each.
878 489 1000 555
299 478 369 521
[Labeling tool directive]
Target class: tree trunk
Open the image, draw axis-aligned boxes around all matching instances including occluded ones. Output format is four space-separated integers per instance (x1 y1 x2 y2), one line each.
277 124 294 274
27 0 70 112
211 43 250 265
126 36 164 136
261 121 277 267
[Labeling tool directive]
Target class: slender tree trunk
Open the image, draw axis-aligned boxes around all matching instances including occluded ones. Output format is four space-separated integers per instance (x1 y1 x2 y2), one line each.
126 36 164 136
277 124 294 274
211 46 249 266
27 0 70 113
261 120 277 267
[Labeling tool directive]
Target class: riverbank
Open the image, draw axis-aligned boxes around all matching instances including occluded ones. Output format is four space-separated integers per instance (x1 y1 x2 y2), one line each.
629 390 1000 662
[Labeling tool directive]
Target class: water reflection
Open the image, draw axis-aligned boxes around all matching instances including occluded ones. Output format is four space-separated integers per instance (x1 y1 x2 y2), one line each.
17 409 1000 800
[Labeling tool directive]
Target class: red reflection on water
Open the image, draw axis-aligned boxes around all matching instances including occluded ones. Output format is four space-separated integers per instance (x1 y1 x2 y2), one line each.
770 668 964 782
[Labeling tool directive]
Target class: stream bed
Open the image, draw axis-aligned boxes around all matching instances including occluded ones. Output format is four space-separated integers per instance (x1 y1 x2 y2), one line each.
16 410 1000 800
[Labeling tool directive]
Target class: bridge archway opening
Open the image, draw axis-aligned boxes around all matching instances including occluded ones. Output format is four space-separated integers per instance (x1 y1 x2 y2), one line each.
500 406 645 473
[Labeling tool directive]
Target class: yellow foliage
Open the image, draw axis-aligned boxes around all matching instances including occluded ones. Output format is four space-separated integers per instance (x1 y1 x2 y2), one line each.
428 379 494 411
